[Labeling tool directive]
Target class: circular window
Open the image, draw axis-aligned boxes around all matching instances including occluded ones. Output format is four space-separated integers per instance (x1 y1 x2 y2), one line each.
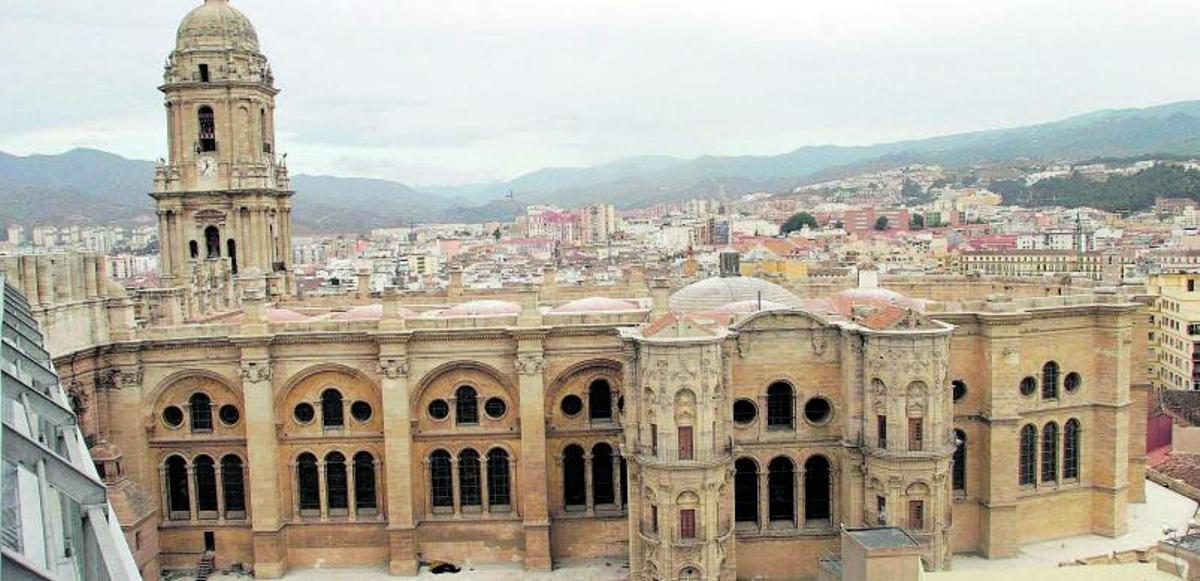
162 406 184 428
218 404 240 426
428 399 450 420
561 395 583 416
732 399 757 424
1019 376 1037 397
294 402 315 424
1064 372 1082 393
351 401 373 422
952 380 967 402
484 397 507 419
803 397 833 425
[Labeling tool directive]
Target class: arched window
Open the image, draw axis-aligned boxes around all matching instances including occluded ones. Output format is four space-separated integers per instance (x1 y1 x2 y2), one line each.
227 239 238 274
197 105 216 152
353 452 377 513
563 444 586 509
768 456 795 523
804 455 832 523
321 389 344 428
204 226 220 259
165 455 190 519
1019 424 1037 486
593 443 615 506
429 450 453 508
1041 422 1059 483
487 449 511 508
952 430 967 493
680 566 701 581
1064 419 1080 480
766 382 794 428
297 453 320 514
221 455 245 516
260 108 271 153
619 455 628 507
455 385 478 425
734 458 759 523
1042 361 1060 399
189 240 199 259
459 449 482 508
194 455 217 516
326 452 348 514
589 379 612 420
189 393 212 432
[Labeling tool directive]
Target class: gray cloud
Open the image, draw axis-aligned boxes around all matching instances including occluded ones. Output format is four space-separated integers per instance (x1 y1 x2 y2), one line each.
2 0 1199 185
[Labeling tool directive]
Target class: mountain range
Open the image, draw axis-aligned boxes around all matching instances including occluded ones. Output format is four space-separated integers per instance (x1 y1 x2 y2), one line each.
5 100 1200 233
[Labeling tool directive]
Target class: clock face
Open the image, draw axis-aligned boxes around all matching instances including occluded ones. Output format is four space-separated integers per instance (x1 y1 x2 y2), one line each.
197 156 217 178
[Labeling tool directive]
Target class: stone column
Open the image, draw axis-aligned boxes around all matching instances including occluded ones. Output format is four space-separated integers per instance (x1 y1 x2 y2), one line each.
481 460 491 514
796 468 805 528
240 355 286 577
216 465 226 523
613 455 623 509
186 466 198 522
159 466 171 521
318 460 329 521
347 459 358 520
450 457 461 516
290 462 300 519
758 469 768 532
584 453 595 514
515 339 552 571
378 347 418 574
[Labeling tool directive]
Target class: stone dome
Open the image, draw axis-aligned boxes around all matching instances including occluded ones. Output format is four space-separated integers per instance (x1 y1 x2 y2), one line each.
711 299 788 315
176 0 260 53
669 276 801 313
441 300 521 317
550 297 641 314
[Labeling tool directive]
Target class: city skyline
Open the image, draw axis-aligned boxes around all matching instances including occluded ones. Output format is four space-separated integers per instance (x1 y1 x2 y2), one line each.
3 0 1200 186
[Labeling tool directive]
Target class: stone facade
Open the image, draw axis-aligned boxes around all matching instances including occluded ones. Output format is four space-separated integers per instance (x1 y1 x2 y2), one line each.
22 2 1150 579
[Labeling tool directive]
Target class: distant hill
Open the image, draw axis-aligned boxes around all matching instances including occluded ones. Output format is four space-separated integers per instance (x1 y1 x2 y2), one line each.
6 100 1200 231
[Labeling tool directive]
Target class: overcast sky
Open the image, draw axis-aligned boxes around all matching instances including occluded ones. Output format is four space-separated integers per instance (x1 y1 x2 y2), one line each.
2 0 1199 185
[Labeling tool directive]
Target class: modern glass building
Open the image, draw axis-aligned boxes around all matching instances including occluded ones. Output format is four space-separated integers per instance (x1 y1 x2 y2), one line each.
1 278 139 580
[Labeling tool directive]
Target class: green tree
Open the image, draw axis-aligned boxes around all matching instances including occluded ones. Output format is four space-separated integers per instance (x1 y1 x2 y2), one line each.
910 214 925 230
874 216 889 231
901 179 925 202
781 212 819 234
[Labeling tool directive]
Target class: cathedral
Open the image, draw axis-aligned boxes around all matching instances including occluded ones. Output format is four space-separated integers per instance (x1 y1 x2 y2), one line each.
3 1 1149 579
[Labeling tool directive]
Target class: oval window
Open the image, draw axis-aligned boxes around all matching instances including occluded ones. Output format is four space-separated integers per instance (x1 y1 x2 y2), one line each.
484 397 507 419
294 402 315 424
351 401 373 422
561 395 583 416
803 397 833 425
732 399 757 424
1064 372 1082 393
952 380 967 402
218 404 240 426
428 399 450 420
1019 376 1037 396
162 405 184 428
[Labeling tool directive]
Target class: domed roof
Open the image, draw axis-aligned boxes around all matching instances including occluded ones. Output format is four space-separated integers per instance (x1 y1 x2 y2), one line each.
331 304 417 321
711 299 788 314
441 300 521 317
176 0 260 53
669 276 801 313
551 297 641 314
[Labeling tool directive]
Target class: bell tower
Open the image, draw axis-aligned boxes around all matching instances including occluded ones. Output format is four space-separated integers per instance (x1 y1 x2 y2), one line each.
152 0 294 296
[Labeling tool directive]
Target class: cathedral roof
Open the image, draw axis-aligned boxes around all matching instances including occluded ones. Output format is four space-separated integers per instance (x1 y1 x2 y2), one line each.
440 300 521 317
550 297 641 314
668 276 801 313
176 0 260 53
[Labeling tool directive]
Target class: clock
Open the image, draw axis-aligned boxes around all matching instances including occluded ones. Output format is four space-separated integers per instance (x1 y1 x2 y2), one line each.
197 156 217 178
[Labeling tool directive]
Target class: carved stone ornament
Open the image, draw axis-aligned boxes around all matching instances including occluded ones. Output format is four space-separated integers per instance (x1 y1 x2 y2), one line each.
240 361 273 383
516 353 545 376
811 331 828 356
114 367 144 390
378 358 410 379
